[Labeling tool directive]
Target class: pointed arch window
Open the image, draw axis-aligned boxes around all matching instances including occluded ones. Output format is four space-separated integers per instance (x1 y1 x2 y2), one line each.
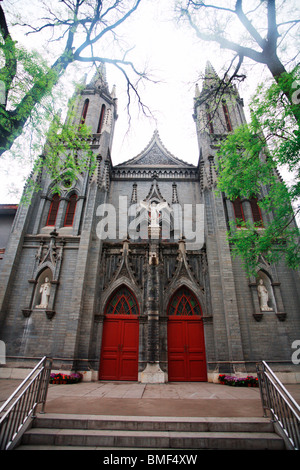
222 103 232 132
105 286 139 317
250 198 263 226
79 99 89 127
64 194 78 226
97 104 106 133
168 287 202 317
207 112 214 134
205 104 214 134
46 194 60 226
232 197 245 226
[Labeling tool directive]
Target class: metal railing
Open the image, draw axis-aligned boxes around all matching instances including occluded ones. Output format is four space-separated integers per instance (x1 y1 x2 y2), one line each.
0 356 52 450
256 361 300 450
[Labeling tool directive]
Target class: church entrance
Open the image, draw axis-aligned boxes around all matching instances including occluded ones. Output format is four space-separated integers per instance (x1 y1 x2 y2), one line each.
99 286 139 381
167 287 207 382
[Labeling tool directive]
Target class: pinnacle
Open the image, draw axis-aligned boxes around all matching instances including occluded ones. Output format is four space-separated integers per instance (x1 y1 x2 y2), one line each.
204 60 219 79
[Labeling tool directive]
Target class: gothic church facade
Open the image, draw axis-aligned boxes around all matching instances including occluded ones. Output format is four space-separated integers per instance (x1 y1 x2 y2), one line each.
0 64 299 383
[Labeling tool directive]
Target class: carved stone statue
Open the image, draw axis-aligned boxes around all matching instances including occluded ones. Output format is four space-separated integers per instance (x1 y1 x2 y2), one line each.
140 200 168 227
257 279 273 311
36 277 51 309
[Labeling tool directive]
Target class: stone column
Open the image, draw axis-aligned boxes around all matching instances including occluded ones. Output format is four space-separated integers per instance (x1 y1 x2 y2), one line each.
139 239 167 383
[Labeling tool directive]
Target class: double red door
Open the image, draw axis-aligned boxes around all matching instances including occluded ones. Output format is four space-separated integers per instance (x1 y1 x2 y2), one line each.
168 318 207 382
99 315 139 381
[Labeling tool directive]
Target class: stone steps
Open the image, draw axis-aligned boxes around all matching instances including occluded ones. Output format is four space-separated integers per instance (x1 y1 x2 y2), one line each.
16 414 285 450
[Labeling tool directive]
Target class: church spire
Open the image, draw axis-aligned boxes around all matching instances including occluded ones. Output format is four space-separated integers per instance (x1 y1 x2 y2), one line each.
202 61 220 91
90 63 109 92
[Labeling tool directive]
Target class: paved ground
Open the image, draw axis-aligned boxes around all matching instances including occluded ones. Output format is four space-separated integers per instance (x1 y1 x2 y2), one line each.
1 379 300 418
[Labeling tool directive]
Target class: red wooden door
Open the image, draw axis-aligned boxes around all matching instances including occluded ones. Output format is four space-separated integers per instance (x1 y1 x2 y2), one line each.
167 288 207 382
99 316 139 381
99 286 139 381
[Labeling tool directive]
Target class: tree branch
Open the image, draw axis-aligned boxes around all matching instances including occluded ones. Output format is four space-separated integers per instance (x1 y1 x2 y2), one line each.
266 0 280 54
235 0 266 50
0 5 17 106
0 1 147 156
184 9 266 64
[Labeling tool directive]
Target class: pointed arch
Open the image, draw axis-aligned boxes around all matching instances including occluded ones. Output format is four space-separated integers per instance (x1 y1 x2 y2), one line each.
167 286 207 381
250 197 263 226
46 194 60 226
232 197 245 226
100 284 139 381
79 98 89 127
97 104 106 133
105 285 139 317
64 193 78 226
222 102 232 132
168 286 203 317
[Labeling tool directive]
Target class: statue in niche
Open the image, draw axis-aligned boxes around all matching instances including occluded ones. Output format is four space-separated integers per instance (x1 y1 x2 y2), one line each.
257 279 273 311
36 277 51 309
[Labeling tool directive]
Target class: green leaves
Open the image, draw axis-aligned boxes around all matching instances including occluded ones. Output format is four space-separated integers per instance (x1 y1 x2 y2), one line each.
21 96 96 204
216 67 300 276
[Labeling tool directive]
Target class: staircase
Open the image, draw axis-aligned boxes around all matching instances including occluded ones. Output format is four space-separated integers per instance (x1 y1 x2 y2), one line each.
16 414 285 450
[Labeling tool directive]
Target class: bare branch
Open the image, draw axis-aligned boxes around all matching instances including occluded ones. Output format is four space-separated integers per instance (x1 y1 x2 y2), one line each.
183 8 266 64
266 0 280 53
235 0 266 50
0 0 147 156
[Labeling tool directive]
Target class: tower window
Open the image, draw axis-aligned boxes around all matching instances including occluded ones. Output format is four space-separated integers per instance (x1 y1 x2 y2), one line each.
250 198 263 226
232 197 245 226
46 194 60 226
79 99 89 127
97 104 106 133
64 194 78 226
207 112 214 134
222 103 232 132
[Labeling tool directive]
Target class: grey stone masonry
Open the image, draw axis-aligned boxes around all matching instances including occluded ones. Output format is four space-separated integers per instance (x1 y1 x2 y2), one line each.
0 63 299 383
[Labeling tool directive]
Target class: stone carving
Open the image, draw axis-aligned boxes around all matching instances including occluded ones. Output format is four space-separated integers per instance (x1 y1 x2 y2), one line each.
36 277 51 309
133 142 176 166
140 200 168 227
149 251 159 265
257 279 273 311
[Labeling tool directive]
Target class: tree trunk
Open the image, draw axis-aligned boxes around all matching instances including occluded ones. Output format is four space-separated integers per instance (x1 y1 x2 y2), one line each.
266 54 300 126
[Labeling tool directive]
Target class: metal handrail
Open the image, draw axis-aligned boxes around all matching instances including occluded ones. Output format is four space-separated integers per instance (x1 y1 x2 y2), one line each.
256 361 300 450
0 356 52 450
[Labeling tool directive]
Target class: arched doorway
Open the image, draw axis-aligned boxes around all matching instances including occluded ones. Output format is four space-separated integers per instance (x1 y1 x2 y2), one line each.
167 287 207 382
99 286 139 381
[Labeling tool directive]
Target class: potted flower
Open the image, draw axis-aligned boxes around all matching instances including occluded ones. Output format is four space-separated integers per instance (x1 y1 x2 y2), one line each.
50 372 83 384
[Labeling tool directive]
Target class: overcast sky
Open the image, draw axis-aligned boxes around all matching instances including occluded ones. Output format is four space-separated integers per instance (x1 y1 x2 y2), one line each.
0 0 297 203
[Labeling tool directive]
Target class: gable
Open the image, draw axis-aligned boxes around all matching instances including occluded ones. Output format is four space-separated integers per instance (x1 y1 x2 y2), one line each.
115 130 195 169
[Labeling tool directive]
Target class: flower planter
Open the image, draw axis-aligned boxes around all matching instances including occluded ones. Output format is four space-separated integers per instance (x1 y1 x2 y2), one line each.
50 372 83 385
218 374 259 388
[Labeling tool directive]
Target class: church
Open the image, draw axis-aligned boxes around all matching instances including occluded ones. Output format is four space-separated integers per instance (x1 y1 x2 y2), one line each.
0 63 299 384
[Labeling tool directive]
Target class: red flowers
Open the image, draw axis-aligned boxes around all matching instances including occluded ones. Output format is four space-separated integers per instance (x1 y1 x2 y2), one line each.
49 372 83 384
218 374 259 387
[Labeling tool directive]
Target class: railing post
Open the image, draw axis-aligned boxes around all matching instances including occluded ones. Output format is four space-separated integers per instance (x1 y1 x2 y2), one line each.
256 362 269 417
256 361 300 450
39 358 53 414
0 356 53 450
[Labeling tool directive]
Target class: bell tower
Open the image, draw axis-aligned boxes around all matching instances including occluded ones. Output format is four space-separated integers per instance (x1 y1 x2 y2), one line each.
193 62 247 374
69 64 118 159
0 66 119 373
193 61 246 172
